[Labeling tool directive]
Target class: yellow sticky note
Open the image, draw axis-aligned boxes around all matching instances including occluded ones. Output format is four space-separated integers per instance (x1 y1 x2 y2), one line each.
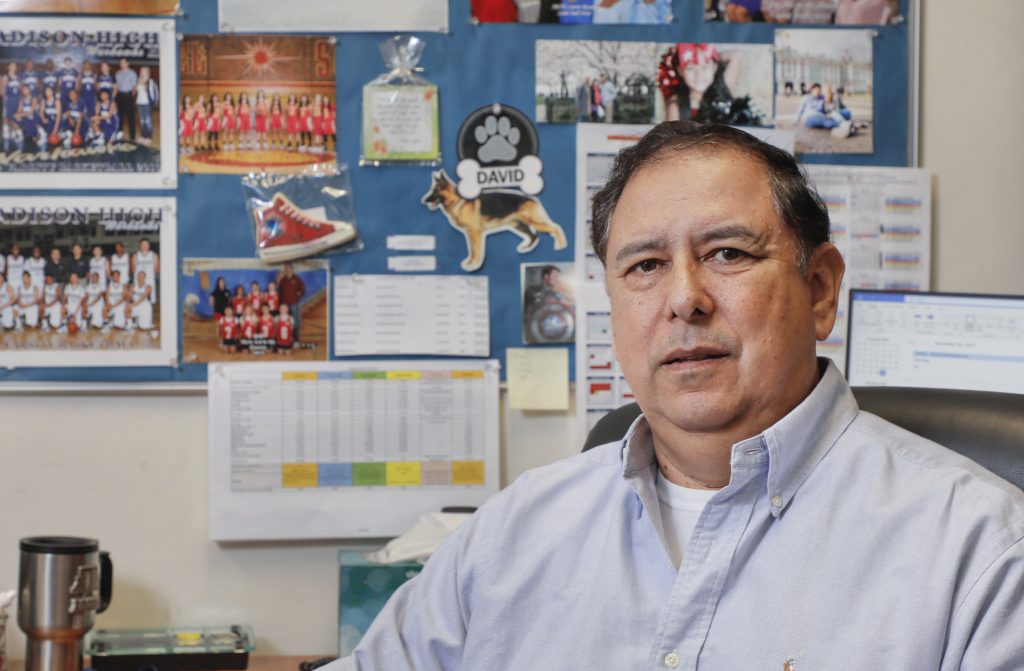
506 347 569 410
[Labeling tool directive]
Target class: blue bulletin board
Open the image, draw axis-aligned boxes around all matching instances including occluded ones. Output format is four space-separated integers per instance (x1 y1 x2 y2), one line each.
0 0 917 383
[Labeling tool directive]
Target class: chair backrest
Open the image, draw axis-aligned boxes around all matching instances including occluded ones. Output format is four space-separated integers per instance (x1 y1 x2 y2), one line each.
582 387 1024 492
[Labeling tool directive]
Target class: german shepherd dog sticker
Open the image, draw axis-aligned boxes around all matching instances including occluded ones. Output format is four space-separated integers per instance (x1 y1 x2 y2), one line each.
422 170 567 272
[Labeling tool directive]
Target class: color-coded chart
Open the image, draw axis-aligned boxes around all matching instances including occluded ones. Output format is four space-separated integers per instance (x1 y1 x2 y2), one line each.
208 360 500 540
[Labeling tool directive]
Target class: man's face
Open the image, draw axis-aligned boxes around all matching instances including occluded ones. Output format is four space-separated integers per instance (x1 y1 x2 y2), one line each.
115 243 124 255
605 149 841 443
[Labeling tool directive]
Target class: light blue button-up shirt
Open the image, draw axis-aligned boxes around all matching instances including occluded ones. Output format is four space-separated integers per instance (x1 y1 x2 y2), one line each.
336 363 1024 669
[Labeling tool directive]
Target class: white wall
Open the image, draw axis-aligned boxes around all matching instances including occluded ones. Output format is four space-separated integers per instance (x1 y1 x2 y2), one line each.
2 0 1023 657
920 1 1024 293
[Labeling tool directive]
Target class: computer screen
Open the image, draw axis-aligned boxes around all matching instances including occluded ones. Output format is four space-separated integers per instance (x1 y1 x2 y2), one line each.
846 290 1024 394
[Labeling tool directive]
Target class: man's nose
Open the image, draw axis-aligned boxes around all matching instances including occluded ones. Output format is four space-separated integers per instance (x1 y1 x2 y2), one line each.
666 258 713 321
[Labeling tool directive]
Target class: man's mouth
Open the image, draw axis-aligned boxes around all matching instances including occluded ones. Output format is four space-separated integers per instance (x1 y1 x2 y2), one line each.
661 348 729 366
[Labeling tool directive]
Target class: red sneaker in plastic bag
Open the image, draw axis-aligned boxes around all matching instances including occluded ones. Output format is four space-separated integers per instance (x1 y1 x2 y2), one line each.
255 193 357 263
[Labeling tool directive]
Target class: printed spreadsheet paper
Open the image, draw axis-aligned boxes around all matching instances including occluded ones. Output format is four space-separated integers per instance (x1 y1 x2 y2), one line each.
208 360 500 540
334 275 489 357
806 165 932 372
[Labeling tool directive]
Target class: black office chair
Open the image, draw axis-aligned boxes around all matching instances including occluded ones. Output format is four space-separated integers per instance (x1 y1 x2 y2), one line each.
582 387 1024 492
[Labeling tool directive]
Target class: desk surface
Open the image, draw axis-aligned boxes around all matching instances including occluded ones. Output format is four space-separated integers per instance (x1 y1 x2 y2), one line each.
9 656 332 671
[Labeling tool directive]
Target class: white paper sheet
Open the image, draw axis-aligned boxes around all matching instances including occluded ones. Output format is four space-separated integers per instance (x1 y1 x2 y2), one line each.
208 360 500 540
806 165 932 372
387 256 437 272
334 275 489 356
218 0 448 32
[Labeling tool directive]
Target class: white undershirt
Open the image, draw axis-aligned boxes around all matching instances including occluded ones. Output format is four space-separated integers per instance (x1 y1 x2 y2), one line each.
656 471 718 569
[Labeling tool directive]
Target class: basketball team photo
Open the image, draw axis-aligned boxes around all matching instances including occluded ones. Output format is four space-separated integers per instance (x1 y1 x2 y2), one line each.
178 35 337 175
0 196 177 367
181 257 329 363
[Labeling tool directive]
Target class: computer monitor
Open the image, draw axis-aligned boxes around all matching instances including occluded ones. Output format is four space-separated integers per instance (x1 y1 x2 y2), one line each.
846 289 1024 394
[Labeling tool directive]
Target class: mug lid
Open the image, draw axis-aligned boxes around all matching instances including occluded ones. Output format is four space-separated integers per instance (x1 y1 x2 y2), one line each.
20 536 99 554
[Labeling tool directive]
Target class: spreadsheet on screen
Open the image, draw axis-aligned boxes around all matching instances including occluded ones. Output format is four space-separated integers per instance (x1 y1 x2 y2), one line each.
846 290 1024 394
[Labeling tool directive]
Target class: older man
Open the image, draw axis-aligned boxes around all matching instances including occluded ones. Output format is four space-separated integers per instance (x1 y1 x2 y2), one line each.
114 57 138 140
334 123 1024 669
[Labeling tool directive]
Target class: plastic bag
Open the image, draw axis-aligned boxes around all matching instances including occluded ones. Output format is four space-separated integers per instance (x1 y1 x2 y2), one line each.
361 35 440 166
242 165 362 263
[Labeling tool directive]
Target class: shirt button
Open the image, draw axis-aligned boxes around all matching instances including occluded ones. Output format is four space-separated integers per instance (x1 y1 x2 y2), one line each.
664 652 681 668
771 495 783 508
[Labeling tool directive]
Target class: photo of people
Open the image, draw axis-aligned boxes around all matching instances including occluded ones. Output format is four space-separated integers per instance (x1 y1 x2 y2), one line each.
705 0 899 24
521 261 575 344
657 43 773 126
537 40 665 124
535 40 773 126
178 35 337 175
472 0 671 24
0 18 176 189
0 197 177 367
0 0 178 13
774 29 874 154
181 258 329 363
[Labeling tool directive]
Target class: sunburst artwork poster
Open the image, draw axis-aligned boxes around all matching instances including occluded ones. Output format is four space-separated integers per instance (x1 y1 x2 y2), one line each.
178 35 337 175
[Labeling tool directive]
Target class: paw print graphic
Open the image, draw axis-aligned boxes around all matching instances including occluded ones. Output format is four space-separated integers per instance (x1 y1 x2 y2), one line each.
474 114 520 163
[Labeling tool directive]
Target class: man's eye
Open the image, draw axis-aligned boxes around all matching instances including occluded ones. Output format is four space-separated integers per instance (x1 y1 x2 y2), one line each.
630 259 662 274
709 248 749 263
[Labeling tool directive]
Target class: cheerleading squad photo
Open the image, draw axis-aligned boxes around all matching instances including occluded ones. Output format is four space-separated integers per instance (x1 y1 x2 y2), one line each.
178 90 336 156
178 34 337 174
0 237 160 350
181 258 329 363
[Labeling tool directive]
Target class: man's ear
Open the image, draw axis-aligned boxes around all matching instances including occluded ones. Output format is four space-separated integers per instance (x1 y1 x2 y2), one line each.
805 242 846 341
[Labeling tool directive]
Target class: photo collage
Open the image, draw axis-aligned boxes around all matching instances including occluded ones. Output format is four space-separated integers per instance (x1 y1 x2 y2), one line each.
0 0 914 388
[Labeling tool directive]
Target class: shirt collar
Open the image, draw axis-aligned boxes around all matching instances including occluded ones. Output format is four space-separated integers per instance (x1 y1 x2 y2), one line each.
618 359 859 516
762 359 859 516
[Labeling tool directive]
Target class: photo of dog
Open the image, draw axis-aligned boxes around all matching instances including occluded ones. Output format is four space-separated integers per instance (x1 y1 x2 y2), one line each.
422 170 567 271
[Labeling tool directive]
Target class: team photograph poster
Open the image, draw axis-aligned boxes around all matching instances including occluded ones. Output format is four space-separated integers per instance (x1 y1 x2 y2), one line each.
0 0 178 14
471 0 671 24
704 0 899 25
0 17 177 189
178 35 337 175
180 257 329 364
535 40 773 127
0 196 178 367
